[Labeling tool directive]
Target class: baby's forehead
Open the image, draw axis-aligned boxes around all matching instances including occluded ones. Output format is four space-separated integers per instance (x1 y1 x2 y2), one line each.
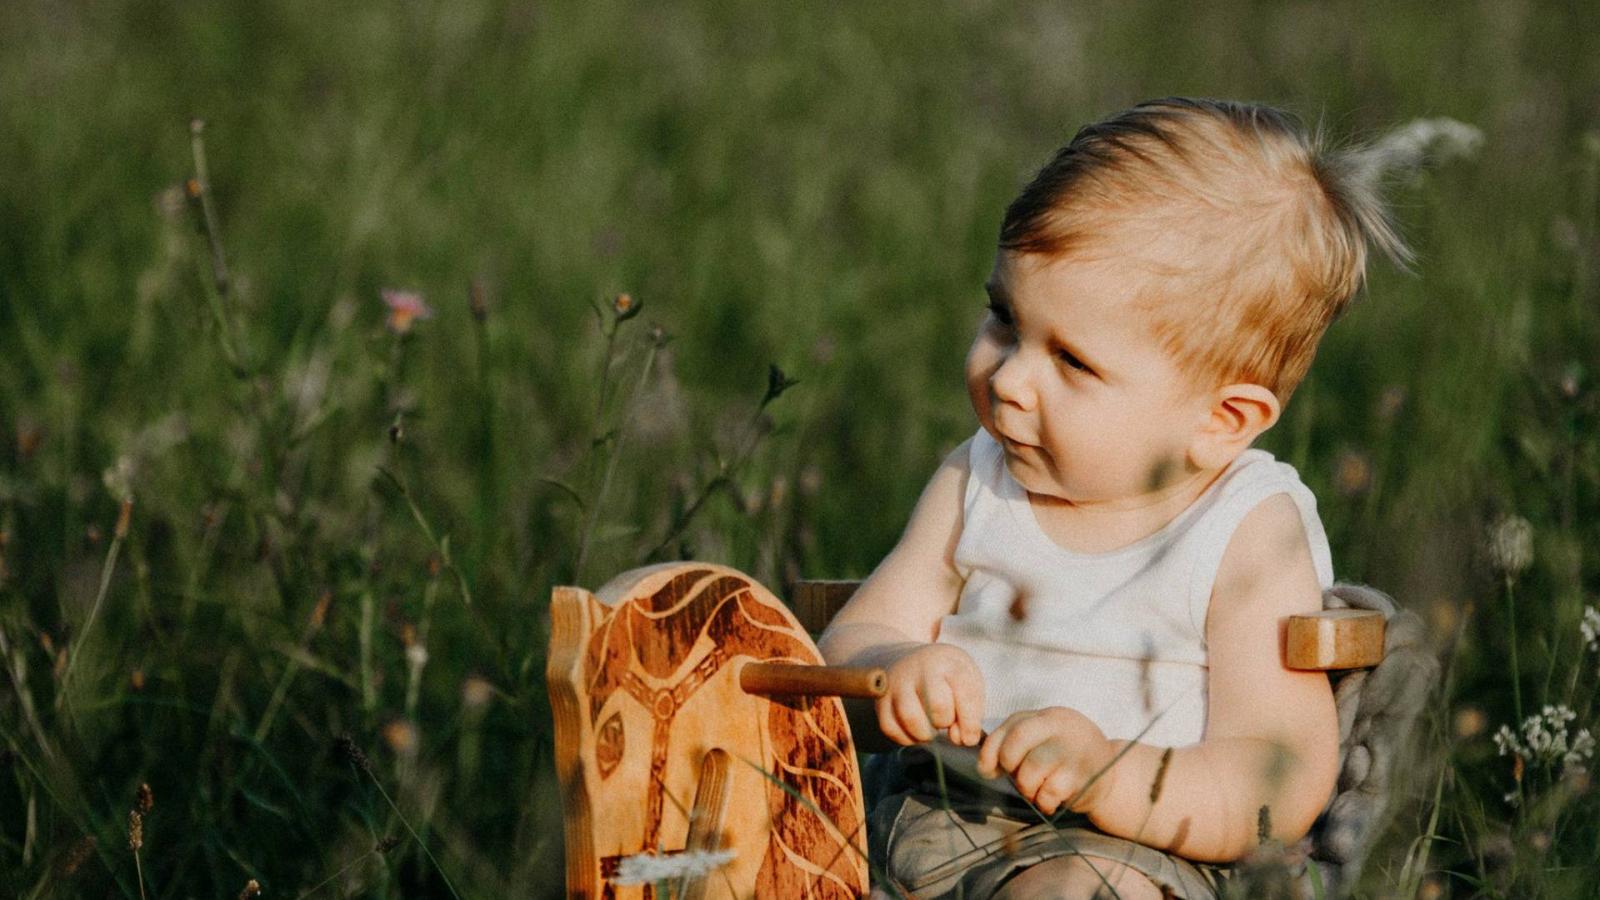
995 226 1204 310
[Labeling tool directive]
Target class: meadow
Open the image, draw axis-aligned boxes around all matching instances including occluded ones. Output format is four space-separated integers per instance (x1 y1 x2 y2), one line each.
1 0 1598 896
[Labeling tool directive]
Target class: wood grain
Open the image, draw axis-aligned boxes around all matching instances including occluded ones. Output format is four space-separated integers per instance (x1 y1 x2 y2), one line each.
549 563 869 899
794 579 863 634
1286 608 1386 670
740 662 887 699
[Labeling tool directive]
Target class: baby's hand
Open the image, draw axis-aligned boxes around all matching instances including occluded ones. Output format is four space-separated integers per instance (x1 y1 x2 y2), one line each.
877 644 985 747
977 707 1116 816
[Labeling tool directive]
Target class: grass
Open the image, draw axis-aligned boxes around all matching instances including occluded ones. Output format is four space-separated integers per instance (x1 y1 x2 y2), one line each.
1 0 1599 895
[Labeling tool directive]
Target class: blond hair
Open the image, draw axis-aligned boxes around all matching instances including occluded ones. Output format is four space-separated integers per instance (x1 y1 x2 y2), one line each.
999 97 1412 404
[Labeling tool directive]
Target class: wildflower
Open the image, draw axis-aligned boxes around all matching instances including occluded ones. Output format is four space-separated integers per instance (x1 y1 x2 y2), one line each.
1486 515 1533 575
239 879 261 899
1454 706 1487 739
611 292 641 322
1559 363 1582 399
798 465 823 496
127 810 144 852
462 676 494 709
1494 705 1594 770
762 364 799 406
1333 449 1372 497
610 849 736 884
1581 606 1600 652
136 783 154 815
335 734 373 773
405 643 429 669
382 719 418 758
382 289 434 335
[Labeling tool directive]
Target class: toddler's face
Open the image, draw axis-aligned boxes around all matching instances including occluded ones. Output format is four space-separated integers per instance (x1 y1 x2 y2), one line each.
965 250 1213 507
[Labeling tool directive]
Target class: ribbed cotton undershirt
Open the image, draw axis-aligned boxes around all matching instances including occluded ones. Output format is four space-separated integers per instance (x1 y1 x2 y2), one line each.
936 428 1334 748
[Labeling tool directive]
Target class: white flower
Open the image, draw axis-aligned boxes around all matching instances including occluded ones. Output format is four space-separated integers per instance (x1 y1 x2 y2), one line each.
1568 729 1596 767
1494 724 1523 758
611 849 736 884
1495 706 1590 769
405 643 429 668
1581 606 1600 651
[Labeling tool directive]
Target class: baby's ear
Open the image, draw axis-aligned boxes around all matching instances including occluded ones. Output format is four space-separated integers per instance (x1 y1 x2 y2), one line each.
1189 383 1281 470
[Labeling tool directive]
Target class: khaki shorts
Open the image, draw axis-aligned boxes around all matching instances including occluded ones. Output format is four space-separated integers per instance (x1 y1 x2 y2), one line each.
867 751 1229 899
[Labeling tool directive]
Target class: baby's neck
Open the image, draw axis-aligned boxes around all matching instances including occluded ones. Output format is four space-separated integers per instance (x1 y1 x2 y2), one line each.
1026 465 1228 555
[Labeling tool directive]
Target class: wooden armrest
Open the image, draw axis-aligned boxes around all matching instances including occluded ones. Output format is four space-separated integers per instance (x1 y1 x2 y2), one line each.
1285 609 1385 670
794 579 1388 671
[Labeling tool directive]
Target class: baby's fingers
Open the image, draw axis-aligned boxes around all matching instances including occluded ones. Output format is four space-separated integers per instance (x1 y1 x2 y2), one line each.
890 683 936 743
948 673 984 747
917 680 957 734
982 710 1056 777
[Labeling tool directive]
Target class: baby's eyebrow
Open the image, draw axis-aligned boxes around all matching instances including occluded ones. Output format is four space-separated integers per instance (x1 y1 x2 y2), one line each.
985 279 1107 378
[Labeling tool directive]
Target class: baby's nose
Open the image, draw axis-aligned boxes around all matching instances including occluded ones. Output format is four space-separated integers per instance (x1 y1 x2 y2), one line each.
989 353 1035 411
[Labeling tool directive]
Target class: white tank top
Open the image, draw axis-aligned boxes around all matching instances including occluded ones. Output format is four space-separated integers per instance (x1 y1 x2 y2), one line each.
937 428 1334 748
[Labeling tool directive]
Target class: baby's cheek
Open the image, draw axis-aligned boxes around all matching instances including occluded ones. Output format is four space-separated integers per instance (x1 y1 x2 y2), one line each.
964 344 1001 419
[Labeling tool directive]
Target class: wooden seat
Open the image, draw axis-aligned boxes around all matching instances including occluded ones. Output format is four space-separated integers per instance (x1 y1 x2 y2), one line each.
548 564 1431 897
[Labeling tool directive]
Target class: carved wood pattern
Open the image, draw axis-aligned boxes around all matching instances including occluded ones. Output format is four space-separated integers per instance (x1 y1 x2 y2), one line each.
549 563 868 899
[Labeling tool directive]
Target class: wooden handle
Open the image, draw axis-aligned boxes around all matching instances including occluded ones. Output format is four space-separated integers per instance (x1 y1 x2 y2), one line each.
1286 609 1386 670
739 662 887 698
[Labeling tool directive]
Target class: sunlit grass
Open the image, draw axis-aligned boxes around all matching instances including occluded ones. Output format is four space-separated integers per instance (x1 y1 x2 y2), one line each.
1 0 1598 896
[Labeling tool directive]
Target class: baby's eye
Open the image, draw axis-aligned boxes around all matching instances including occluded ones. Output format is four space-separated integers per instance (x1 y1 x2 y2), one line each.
1056 349 1091 374
985 300 1014 328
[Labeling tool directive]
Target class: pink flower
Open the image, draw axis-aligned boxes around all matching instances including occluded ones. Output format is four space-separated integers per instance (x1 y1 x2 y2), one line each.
382 289 434 335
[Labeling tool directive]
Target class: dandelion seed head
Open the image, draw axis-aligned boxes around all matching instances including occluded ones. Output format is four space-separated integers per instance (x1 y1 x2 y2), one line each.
1486 515 1533 575
1354 117 1484 184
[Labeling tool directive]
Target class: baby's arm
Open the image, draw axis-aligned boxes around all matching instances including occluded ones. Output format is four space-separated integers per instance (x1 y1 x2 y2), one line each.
979 493 1340 862
817 439 983 751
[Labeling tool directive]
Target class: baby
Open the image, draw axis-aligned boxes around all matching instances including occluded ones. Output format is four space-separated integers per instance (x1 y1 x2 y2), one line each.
818 97 1409 899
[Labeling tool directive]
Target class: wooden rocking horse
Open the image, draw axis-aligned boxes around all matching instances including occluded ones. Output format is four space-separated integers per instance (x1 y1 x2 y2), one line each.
549 562 1435 898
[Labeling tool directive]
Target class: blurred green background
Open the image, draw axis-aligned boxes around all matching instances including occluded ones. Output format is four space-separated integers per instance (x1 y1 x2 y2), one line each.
2 0 1598 896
